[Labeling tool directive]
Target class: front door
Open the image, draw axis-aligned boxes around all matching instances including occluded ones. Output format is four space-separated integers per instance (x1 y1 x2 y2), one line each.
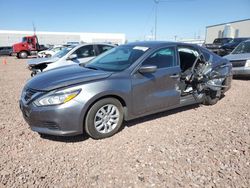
131 47 181 115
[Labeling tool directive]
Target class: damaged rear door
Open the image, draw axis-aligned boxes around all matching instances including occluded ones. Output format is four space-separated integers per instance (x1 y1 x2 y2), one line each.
190 47 232 104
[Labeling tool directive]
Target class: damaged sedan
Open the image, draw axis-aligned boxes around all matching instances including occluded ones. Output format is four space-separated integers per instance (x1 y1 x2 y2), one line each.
20 41 232 139
27 43 115 76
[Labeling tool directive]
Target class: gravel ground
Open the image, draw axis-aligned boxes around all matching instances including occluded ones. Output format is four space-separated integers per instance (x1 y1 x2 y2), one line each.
0 56 249 187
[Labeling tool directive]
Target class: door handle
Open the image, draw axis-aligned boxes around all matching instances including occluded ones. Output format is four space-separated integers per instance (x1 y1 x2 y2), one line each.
170 74 179 78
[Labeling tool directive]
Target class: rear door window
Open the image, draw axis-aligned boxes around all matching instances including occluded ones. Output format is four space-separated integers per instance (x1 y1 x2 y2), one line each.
177 46 201 72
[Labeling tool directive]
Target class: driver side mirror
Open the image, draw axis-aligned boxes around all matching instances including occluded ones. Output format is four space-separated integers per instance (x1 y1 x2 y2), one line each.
67 54 77 60
139 65 157 74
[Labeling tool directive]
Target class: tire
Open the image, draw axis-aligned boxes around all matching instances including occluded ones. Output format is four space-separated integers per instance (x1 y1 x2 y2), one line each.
18 51 28 59
203 89 221 105
31 71 36 77
85 98 124 139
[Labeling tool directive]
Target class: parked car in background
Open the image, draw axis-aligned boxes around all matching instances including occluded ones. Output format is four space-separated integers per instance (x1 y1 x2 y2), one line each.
205 38 232 54
219 37 250 56
223 40 250 76
38 45 66 58
0 46 12 56
67 42 80 45
28 43 115 76
20 41 232 139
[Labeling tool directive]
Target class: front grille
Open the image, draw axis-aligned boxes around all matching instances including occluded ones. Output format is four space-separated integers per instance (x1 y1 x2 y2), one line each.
24 88 37 101
230 60 246 68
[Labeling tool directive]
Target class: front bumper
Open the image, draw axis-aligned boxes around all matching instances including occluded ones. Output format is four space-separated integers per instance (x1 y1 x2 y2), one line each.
19 99 85 136
222 75 232 93
232 67 250 76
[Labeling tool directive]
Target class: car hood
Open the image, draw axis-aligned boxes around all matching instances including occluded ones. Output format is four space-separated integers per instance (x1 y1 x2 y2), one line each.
26 65 112 91
224 53 250 61
27 57 60 66
221 43 235 49
38 50 48 54
12 42 23 47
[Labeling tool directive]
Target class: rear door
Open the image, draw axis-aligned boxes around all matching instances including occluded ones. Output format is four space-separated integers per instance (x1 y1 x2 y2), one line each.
131 46 181 115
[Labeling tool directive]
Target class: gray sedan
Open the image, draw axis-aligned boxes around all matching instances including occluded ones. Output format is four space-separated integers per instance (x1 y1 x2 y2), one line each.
20 41 232 139
223 40 250 76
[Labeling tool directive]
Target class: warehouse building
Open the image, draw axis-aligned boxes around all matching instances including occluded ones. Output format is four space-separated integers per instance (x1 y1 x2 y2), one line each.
0 30 126 46
205 19 250 43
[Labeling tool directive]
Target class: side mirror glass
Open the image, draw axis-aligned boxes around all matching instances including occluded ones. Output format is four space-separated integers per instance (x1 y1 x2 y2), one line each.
139 65 157 74
67 54 77 60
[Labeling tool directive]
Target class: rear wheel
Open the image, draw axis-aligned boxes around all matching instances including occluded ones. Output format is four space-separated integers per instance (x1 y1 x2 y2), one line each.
203 89 221 105
18 51 28 59
85 98 124 139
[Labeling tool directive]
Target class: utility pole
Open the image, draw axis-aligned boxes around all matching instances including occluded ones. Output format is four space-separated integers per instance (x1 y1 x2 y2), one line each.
32 22 36 35
154 0 159 40
153 0 191 41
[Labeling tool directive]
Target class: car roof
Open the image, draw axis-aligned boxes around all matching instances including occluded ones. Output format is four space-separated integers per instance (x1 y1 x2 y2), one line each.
123 41 199 48
73 43 116 49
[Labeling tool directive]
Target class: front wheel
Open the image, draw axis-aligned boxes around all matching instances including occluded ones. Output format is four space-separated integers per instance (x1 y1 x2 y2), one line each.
85 98 124 139
18 51 28 59
31 71 37 77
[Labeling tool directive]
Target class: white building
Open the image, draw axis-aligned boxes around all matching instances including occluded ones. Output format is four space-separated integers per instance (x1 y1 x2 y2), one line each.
0 30 126 46
177 39 205 46
205 19 250 43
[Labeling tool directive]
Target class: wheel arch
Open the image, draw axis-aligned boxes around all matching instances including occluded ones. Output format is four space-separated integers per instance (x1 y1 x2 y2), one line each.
82 94 128 133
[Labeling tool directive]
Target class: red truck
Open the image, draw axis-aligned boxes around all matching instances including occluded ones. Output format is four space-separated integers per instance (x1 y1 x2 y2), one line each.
12 35 48 58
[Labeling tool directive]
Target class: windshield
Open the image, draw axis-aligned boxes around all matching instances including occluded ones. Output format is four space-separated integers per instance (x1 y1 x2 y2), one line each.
213 38 222 44
53 47 73 58
85 45 149 72
52 47 63 52
229 38 246 44
232 41 250 54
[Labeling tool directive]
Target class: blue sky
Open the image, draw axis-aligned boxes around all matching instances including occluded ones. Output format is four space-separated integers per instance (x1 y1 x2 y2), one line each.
0 0 249 41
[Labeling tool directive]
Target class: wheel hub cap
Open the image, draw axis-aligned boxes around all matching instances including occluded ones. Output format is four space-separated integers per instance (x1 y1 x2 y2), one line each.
94 104 120 134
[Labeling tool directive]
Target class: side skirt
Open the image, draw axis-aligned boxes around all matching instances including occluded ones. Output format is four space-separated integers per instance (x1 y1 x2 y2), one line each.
125 94 202 121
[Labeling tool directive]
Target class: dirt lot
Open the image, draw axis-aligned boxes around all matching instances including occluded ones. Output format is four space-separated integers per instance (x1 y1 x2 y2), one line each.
0 56 249 187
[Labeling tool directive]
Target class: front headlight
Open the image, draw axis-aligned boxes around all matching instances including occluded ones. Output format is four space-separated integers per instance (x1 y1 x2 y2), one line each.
245 60 250 67
34 89 81 106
